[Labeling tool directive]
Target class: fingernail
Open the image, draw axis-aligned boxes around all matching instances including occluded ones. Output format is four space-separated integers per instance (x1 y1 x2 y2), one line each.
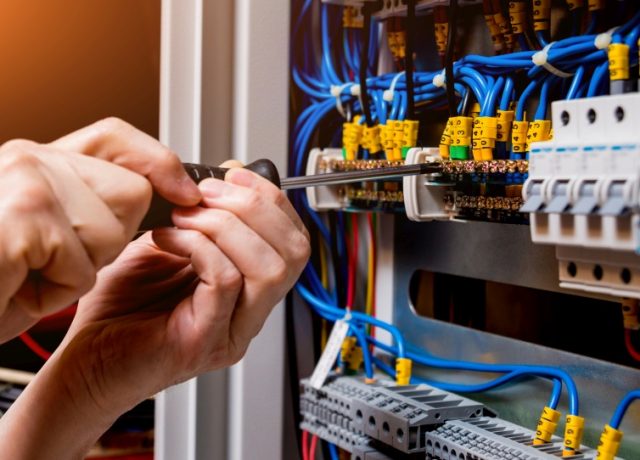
227 168 255 188
200 179 229 198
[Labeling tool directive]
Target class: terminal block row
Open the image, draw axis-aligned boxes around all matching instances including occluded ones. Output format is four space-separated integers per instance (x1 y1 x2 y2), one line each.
300 375 487 455
425 417 603 460
351 381 487 454
300 376 377 453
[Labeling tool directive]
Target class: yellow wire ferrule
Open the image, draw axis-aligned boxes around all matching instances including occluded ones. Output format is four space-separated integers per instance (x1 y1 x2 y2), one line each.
439 118 453 159
562 415 585 456
609 43 630 81
533 406 561 445
511 120 529 155
340 337 357 363
596 424 623 460
347 346 364 372
395 358 412 386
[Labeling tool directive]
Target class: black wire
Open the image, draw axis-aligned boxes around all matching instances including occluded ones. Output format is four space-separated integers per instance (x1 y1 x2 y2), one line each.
406 0 416 120
328 211 346 305
360 3 376 127
445 0 459 117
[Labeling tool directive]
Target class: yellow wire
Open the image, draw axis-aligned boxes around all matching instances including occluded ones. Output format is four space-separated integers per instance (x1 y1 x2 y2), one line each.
365 215 375 318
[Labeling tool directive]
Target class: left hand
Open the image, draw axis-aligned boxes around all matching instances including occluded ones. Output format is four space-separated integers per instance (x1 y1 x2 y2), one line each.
0 167 310 459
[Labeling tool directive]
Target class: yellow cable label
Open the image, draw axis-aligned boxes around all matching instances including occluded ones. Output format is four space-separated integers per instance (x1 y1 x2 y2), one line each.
343 122 363 161
533 406 561 445
361 125 382 153
609 43 630 81
497 110 515 142
527 119 552 151
395 358 412 386
439 118 453 159
511 120 529 154
451 116 473 147
563 415 585 456
596 424 623 460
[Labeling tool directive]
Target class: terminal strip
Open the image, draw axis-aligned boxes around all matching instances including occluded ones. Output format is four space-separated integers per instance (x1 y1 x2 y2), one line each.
350 381 487 454
425 417 603 460
300 376 378 453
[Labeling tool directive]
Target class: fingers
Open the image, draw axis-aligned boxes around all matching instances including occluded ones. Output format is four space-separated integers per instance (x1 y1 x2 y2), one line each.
172 176 310 343
152 228 243 361
197 177 310 270
49 117 201 207
0 154 96 318
226 168 309 238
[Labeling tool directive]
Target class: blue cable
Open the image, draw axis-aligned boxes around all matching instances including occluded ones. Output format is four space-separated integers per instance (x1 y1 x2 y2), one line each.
499 77 514 111
588 61 609 98
328 443 340 460
296 283 407 358
567 66 585 100
535 78 552 120
349 323 374 379
371 356 563 410
610 389 640 429
368 337 579 415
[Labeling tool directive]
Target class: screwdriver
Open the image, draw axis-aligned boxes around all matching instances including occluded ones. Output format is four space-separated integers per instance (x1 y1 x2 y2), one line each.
140 158 442 230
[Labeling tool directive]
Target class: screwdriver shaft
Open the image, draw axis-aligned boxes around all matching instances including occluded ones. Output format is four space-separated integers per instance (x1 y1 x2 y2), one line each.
279 163 442 190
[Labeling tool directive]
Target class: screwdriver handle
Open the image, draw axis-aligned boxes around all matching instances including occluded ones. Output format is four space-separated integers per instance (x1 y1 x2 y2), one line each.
139 159 281 230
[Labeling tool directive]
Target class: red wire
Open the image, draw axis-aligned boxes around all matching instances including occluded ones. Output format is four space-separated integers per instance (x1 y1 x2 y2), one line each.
309 435 319 460
19 332 52 361
302 431 310 460
624 329 640 362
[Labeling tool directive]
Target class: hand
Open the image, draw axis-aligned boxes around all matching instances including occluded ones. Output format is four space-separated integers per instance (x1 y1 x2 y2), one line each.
0 168 310 459
0 118 202 342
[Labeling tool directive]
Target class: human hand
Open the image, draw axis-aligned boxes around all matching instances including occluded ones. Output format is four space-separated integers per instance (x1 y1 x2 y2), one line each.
0 118 202 342
0 169 310 459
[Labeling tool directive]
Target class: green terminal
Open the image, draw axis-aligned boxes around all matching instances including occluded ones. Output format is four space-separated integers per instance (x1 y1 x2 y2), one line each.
450 145 469 160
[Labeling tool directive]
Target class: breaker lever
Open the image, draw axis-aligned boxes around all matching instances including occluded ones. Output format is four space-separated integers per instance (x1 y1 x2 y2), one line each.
139 159 442 230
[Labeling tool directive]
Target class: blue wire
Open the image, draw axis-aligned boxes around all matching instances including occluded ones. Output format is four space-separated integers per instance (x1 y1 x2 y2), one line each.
296 283 407 358
349 323 374 379
368 337 579 415
588 61 609 98
610 389 640 429
372 356 563 410
500 77 514 111
328 443 340 460
535 78 551 120
567 66 585 100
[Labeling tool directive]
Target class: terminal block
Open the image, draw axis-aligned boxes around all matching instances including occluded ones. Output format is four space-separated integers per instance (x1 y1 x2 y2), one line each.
300 376 378 453
521 93 640 298
425 417 607 460
305 149 406 212
373 1 482 20
350 381 487 454
404 148 528 224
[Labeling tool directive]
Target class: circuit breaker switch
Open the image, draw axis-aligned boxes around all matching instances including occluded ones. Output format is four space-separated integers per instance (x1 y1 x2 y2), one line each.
520 180 546 213
544 180 572 214
599 180 630 216
571 180 599 215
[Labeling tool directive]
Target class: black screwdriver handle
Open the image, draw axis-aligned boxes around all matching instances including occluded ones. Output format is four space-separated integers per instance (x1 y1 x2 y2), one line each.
139 159 281 231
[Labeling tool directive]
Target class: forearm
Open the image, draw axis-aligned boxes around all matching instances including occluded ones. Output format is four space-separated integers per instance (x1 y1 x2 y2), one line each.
0 350 124 460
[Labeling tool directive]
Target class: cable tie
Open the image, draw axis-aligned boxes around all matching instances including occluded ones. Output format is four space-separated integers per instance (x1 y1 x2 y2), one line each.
350 84 361 97
331 83 352 118
383 71 405 102
433 70 446 88
595 27 619 49
532 42 574 78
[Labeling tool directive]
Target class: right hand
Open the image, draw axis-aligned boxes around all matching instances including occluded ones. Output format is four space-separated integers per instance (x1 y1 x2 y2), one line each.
0 118 202 341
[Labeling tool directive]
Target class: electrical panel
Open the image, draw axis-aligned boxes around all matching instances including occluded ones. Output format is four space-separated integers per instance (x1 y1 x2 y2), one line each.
289 1 640 460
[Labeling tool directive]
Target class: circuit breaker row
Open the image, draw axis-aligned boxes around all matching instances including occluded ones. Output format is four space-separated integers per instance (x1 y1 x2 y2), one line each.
301 375 619 460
